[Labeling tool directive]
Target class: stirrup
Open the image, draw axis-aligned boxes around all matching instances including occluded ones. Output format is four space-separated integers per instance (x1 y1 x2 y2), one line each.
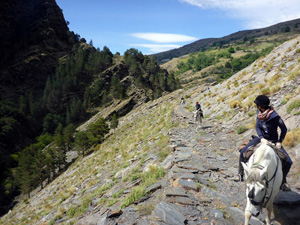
236 174 244 182
281 183 291 191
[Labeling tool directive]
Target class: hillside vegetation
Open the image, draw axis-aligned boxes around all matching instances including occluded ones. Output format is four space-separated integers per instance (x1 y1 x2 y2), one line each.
2 44 180 210
1 34 300 224
162 32 299 88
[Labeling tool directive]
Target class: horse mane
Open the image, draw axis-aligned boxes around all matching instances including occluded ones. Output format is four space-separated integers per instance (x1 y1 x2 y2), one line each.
246 143 267 183
246 168 264 183
253 142 267 165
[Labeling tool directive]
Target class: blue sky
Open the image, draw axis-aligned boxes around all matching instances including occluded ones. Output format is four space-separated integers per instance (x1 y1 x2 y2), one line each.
56 0 300 55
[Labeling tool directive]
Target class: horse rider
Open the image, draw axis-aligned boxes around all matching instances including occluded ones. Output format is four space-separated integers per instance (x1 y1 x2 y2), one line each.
238 95 292 191
195 101 201 111
181 97 185 104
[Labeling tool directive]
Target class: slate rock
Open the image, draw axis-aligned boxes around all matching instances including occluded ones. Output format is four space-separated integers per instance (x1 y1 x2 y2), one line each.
107 209 123 218
153 202 187 225
216 155 228 161
210 209 223 219
168 196 197 206
227 207 261 225
147 182 161 193
173 178 199 191
175 151 192 159
165 187 189 197
160 155 176 169
274 190 300 205
176 146 193 152
171 165 198 174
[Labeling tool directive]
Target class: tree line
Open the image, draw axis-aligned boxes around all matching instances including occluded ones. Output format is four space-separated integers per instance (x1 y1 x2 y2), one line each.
5 118 110 198
1 44 179 200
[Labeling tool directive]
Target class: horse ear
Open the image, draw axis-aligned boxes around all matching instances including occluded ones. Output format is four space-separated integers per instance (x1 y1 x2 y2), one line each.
241 162 249 176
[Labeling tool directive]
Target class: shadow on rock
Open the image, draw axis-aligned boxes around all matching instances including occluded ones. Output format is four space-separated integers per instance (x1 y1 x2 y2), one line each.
274 190 300 225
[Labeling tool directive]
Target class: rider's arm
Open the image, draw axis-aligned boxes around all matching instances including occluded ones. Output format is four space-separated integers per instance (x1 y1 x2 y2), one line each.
277 117 287 142
255 117 264 139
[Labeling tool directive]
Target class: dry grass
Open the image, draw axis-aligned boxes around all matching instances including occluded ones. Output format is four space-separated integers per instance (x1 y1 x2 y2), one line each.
268 73 281 86
255 83 266 90
229 100 241 109
270 85 280 94
283 128 300 148
260 88 270 95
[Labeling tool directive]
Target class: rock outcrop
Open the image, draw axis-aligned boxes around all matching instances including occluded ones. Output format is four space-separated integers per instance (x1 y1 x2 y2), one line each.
0 0 74 100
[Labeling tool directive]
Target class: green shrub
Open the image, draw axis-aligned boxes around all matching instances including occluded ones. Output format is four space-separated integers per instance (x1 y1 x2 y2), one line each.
247 110 255 117
287 99 300 114
237 125 248 134
67 205 77 218
293 110 300 116
121 186 146 208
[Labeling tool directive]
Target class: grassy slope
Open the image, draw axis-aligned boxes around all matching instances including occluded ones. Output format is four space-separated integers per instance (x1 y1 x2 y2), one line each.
183 36 300 149
161 33 299 89
0 90 183 225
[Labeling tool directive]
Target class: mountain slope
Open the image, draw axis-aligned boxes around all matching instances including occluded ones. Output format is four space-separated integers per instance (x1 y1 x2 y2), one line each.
154 18 300 64
1 36 300 224
0 0 74 100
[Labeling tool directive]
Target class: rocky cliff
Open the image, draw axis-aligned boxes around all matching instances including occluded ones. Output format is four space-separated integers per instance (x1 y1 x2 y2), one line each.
0 0 74 100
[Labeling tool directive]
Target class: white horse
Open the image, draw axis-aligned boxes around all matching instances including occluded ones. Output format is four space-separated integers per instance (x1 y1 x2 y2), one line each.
241 139 283 225
180 99 185 105
193 110 203 130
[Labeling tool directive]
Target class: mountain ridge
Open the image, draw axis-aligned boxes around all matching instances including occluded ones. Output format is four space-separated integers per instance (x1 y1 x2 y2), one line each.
153 18 300 64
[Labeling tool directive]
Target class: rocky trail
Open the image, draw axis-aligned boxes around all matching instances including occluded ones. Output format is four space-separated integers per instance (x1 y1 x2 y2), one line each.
79 103 300 225
153 103 261 225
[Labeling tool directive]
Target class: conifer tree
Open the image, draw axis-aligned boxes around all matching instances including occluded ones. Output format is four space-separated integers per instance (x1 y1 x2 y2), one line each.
16 148 35 198
74 131 90 156
110 113 119 132
64 123 75 151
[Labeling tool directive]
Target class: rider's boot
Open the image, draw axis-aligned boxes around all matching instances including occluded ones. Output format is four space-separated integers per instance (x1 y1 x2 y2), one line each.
281 162 291 191
237 158 244 182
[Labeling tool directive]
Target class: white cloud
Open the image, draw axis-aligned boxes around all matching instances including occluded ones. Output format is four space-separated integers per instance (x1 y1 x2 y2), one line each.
131 44 181 53
130 33 198 43
180 0 300 28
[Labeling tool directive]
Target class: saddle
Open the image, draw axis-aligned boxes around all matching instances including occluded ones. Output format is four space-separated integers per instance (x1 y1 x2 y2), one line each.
239 137 288 162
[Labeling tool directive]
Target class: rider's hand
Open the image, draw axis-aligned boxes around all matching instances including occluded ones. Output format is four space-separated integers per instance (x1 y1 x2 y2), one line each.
260 138 268 144
276 142 282 149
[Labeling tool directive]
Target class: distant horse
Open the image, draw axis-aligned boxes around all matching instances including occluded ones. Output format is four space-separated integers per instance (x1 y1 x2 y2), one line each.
180 99 185 105
241 139 282 225
193 110 203 130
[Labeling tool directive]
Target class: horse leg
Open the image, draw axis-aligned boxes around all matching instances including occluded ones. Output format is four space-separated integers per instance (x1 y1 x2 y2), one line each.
265 206 272 225
244 210 251 225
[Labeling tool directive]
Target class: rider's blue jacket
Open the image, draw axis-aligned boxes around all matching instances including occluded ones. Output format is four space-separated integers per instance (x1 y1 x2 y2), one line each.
255 110 287 143
195 104 201 110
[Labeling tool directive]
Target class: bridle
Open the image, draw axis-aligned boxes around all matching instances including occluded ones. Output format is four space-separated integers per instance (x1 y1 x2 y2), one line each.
248 156 279 208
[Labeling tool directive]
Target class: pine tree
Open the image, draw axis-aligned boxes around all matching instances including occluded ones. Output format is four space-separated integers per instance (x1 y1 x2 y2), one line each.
16 148 35 198
110 113 119 132
32 149 46 189
75 131 90 156
64 123 75 151
88 117 110 145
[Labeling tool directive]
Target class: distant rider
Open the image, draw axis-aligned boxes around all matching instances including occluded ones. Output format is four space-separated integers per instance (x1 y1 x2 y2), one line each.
181 97 185 104
238 95 292 191
195 101 201 111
